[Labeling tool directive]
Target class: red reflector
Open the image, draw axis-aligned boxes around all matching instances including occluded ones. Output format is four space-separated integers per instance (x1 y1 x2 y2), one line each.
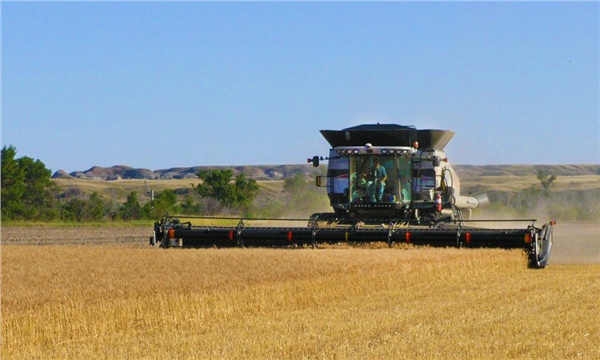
465 232 471 243
168 229 175 239
229 230 234 240
287 231 293 242
525 233 531 244
405 232 411 243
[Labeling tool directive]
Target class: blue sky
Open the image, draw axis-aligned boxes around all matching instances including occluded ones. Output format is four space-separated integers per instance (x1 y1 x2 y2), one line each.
3 2 598 173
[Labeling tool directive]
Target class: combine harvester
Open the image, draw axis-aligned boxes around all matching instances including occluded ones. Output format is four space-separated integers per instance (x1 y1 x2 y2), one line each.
152 124 554 268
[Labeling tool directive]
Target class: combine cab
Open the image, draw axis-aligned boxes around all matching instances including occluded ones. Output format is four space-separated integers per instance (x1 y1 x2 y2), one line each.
310 124 485 225
152 124 554 269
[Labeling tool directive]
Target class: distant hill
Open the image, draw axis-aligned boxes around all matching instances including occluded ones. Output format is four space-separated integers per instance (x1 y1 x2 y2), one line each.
52 164 599 181
52 164 323 181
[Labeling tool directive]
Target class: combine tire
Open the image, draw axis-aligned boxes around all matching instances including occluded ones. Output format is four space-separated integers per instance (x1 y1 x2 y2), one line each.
529 223 553 269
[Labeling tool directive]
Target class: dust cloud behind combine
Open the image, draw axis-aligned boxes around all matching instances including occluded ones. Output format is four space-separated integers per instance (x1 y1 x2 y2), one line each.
470 204 599 264
550 222 599 264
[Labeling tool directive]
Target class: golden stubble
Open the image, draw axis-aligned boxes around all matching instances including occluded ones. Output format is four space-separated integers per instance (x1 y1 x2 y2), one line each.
3 245 598 359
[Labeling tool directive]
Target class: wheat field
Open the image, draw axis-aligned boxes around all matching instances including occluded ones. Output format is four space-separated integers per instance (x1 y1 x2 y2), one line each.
2 233 599 359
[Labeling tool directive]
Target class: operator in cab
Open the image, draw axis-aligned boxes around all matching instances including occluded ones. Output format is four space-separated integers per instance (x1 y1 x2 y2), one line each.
368 157 388 202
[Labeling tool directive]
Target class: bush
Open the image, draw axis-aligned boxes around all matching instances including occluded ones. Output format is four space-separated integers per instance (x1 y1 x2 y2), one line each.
120 192 143 220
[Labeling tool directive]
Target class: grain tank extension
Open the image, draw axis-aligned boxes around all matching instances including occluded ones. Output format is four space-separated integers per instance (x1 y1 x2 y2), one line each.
152 124 554 269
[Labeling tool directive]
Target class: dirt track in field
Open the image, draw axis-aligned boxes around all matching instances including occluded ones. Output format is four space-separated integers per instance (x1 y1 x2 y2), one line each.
2 222 598 264
1 226 150 247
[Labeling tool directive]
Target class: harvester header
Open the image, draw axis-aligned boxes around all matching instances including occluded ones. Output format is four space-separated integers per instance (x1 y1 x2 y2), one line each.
152 123 554 269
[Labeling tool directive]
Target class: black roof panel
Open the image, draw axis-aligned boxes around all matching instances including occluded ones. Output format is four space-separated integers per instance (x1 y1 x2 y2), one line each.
320 124 455 150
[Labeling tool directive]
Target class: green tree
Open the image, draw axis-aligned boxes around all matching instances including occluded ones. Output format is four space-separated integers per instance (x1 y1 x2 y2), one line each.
18 156 57 218
1 145 26 218
83 192 107 221
120 191 143 220
234 173 259 207
535 167 557 195
196 169 236 205
146 189 179 219
60 192 108 222
196 169 258 209
62 198 86 222
1 145 57 220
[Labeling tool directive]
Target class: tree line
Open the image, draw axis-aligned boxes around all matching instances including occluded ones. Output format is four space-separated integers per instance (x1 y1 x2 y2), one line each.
6 145 591 223
1 145 327 222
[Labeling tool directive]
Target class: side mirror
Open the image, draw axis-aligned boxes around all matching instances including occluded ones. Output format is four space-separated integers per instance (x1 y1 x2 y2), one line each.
433 156 441 167
312 156 320 167
316 176 322 187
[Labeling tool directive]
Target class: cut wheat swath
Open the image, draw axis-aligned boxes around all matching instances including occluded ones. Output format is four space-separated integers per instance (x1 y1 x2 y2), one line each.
3 244 598 359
